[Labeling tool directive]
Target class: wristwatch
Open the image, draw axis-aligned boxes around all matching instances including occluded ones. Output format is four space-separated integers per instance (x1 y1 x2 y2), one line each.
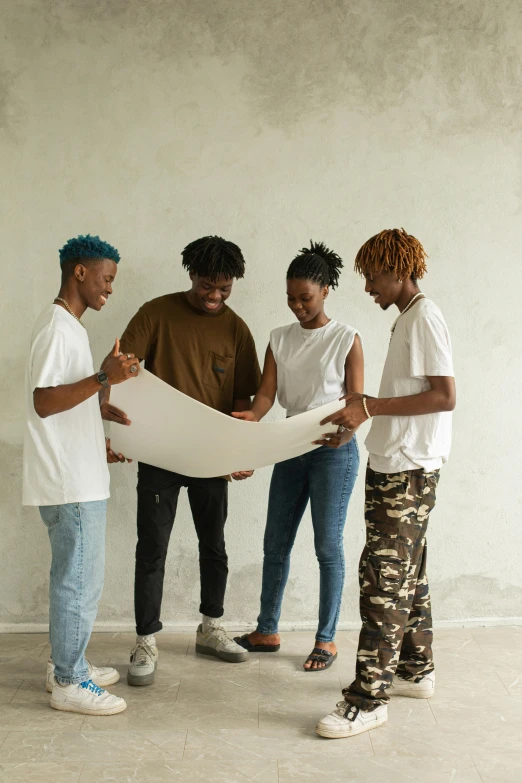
97 371 110 389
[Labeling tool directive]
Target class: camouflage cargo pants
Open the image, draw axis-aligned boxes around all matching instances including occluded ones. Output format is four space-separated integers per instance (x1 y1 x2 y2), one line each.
343 465 439 711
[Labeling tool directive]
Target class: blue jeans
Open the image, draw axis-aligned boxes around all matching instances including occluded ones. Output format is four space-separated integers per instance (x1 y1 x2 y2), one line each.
39 501 107 684
257 439 359 643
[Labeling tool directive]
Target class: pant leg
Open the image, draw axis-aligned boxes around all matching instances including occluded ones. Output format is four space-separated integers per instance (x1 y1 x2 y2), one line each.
135 463 182 636
396 536 434 680
308 439 359 643
256 456 309 635
343 466 439 711
40 500 107 685
187 477 229 618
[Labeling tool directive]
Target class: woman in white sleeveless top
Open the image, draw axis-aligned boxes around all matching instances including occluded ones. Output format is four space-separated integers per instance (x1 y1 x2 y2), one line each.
233 242 363 670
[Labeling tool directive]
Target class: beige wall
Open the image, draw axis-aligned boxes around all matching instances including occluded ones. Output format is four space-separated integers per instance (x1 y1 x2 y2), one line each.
1 0 521 630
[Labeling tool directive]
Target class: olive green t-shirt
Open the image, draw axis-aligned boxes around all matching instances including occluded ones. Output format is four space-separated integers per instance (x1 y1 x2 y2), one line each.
120 292 261 415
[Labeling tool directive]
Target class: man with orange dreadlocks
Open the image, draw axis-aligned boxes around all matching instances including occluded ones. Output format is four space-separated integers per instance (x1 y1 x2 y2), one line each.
315 228 456 739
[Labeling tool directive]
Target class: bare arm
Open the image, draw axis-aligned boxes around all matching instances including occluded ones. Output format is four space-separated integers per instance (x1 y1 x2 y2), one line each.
345 334 364 394
232 345 277 422
34 339 139 419
320 375 456 429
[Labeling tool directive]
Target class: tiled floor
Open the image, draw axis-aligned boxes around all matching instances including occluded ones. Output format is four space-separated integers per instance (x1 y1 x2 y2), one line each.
0 626 520 782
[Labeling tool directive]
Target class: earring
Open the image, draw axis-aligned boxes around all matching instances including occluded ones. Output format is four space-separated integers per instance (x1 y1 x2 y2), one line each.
398 279 402 283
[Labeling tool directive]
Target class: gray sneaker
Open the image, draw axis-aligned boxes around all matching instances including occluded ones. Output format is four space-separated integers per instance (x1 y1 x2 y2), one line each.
195 623 249 663
127 640 158 686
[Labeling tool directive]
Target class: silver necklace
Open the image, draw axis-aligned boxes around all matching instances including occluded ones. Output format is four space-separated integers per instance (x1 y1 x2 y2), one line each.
390 292 425 335
54 297 85 328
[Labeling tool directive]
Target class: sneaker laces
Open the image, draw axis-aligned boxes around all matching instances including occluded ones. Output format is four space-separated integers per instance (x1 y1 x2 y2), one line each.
131 641 156 666
207 625 235 646
80 679 104 696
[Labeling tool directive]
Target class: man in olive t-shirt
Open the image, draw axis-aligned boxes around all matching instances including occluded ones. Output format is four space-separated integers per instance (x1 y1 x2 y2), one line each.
106 236 261 683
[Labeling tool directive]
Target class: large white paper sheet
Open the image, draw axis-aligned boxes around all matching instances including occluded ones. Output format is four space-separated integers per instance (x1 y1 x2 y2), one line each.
110 369 346 478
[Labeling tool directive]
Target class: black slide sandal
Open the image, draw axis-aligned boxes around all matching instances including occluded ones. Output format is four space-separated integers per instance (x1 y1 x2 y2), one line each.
303 647 337 672
234 634 280 652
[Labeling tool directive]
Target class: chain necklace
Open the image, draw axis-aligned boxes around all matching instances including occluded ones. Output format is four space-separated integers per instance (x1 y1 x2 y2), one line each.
390 292 425 335
54 297 85 328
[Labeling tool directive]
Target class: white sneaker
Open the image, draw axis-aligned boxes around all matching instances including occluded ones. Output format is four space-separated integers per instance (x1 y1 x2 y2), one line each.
46 658 120 693
127 640 159 686
196 623 249 663
388 671 435 699
50 679 127 716
316 701 388 739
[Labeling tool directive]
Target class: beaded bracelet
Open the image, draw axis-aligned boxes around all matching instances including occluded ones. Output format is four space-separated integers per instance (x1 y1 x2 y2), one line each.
362 396 372 420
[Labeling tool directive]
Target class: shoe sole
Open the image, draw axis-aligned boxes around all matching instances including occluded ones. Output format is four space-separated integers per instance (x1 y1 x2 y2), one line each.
389 689 434 699
316 716 387 739
50 699 127 716
195 643 249 663
127 662 157 686
46 670 121 694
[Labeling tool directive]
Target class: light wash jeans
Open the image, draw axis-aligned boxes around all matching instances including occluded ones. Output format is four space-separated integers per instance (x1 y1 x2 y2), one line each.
257 439 359 643
39 500 106 684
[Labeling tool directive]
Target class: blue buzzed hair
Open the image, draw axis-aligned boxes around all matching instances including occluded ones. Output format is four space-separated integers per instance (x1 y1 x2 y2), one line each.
59 234 120 266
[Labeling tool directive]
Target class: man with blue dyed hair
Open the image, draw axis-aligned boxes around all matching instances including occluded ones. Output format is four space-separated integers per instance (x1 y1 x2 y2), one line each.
23 235 138 716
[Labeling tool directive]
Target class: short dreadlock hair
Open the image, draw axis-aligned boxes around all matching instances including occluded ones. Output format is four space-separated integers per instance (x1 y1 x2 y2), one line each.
354 228 427 283
181 235 245 282
59 234 120 280
287 240 344 289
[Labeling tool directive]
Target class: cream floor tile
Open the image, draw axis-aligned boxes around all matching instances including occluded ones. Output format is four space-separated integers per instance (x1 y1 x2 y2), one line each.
78 759 278 782
259 692 340 730
148 650 261 679
0 761 83 782
495 668 522 693
258 672 343 700
184 727 373 772
371 720 521 757
96 668 181 704
363 756 482 783
472 750 522 783
278 754 482 782
83 694 259 731
0 659 47 681
0 730 186 763
0 703 84 732
0 734 7 751
0 683 22 706
0 636 49 659
429 693 520 725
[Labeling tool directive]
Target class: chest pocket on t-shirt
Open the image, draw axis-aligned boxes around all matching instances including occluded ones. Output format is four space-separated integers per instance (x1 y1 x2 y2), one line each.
203 351 235 391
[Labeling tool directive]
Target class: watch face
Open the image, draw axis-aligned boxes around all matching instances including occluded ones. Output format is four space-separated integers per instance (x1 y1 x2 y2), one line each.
98 372 108 382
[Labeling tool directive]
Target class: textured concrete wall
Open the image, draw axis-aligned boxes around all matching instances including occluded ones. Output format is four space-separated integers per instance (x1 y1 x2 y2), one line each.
1 0 521 630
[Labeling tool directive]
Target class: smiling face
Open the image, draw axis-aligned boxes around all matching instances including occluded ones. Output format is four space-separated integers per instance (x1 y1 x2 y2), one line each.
75 258 118 311
286 278 328 325
188 273 234 315
363 270 404 311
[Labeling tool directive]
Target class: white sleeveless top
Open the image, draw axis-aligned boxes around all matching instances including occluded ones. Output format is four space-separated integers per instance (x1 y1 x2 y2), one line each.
269 320 359 417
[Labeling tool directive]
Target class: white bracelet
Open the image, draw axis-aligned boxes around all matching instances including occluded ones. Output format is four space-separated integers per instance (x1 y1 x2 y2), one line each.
362 396 372 420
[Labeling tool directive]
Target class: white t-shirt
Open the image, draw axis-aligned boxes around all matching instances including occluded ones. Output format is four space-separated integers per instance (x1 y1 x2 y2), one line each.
23 305 110 506
270 320 359 417
365 298 454 474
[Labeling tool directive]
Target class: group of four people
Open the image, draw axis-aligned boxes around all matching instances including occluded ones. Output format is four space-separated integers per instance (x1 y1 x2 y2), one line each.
23 228 455 739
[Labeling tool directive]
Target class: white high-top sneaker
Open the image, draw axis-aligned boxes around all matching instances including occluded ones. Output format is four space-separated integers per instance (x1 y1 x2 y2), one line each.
46 659 120 693
127 639 159 686
388 671 435 699
196 623 248 663
316 701 388 739
50 679 127 716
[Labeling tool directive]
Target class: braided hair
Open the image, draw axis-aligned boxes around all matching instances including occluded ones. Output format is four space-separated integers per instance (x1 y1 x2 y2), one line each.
354 228 428 282
286 240 344 289
182 235 246 281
